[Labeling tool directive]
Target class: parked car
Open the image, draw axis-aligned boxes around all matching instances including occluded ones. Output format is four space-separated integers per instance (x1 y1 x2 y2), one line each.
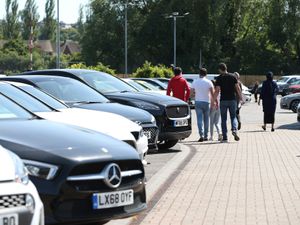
276 75 300 95
280 93 300 113
127 79 166 95
0 95 147 224
0 146 44 225
0 75 158 150
0 81 148 161
122 78 151 92
155 78 170 86
21 70 192 150
130 78 167 91
282 80 300 96
297 104 300 122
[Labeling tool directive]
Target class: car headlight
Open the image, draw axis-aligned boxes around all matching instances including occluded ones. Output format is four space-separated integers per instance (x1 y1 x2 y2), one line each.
132 101 160 110
7 151 29 185
23 160 59 180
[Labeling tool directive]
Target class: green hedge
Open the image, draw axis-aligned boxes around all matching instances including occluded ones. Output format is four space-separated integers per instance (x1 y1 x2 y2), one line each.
69 62 116 75
133 61 173 78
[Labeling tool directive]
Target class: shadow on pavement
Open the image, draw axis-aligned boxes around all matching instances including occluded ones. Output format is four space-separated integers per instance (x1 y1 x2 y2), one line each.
244 130 266 133
277 122 300 130
148 148 181 155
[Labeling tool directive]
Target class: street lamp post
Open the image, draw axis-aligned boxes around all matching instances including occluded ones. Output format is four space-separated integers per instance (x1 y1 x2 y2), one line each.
125 0 128 76
165 12 189 67
56 0 60 69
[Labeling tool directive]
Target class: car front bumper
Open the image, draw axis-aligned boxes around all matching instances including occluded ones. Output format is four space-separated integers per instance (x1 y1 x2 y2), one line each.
0 181 44 225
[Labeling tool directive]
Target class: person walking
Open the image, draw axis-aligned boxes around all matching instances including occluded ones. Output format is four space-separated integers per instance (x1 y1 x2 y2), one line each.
234 72 243 130
209 80 222 141
258 71 279 131
166 67 190 102
252 81 259 102
191 68 214 142
213 63 243 142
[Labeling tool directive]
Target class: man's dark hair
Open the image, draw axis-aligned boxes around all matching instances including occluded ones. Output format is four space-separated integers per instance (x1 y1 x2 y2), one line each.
200 68 207 76
218 63 227 72
174 67 182 76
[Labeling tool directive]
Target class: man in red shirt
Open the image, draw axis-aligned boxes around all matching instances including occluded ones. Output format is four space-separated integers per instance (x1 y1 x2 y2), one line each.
166 67 190 102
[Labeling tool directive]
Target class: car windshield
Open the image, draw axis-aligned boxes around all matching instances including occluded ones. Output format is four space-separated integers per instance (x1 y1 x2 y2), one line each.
0 83 52 113
0 94 33 120
77 71 137 94
124 79 148 91
277 77 290 83
135 80 161 91
16 85 68 110
292 80 300 85
33 77 110 104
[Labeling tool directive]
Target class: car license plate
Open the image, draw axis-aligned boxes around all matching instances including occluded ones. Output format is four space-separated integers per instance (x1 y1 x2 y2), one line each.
92 190 134 209
0 214 18 225
143 131 151 140
173 119 188 127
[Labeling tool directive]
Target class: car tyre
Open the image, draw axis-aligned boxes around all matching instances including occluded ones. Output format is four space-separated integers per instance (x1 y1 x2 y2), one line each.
157 140 178 150
291 100 300 113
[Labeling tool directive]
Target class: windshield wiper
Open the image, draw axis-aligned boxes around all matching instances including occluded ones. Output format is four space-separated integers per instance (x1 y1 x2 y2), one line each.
71 101 106 105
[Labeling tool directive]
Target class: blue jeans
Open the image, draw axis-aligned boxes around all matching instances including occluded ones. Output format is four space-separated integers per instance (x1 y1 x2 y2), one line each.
195 101 210 138
220 100 238 139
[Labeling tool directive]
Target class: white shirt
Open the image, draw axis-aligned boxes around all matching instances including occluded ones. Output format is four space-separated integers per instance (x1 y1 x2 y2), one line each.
191 77 213 102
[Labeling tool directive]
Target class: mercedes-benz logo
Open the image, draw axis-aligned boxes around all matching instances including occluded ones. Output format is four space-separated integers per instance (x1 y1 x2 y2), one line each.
103 163 122 188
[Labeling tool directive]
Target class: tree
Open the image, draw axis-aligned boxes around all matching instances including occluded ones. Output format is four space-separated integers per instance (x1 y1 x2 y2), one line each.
81 0 124 70
3 0 20 39
39 0 56 40
21 0 39 40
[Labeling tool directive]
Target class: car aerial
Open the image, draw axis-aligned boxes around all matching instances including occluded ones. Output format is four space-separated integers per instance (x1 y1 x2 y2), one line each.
21 69 192 150
282 80 300 96
280 92 300 113
0 94 147 224
276 75 300 95
0 146 44 225
0 81 148 162
0 75 158 150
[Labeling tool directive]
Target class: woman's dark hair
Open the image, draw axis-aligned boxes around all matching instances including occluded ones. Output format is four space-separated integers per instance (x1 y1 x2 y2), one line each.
266 71 273 81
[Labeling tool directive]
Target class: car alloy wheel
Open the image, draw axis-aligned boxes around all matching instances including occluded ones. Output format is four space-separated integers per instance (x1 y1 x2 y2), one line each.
291 100 300 113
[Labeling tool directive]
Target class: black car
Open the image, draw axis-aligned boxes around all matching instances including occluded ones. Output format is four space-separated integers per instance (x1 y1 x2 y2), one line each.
22 69 192 149
0 94 146 224
0 75 158 150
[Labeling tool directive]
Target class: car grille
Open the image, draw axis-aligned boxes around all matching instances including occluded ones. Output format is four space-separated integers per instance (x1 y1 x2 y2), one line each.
166 105 189 118
67 160 144 192
142 127 158 145
0 194 26 209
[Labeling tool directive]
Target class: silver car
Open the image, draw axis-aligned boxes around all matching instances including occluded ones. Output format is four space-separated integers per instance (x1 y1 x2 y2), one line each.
280 93 300 113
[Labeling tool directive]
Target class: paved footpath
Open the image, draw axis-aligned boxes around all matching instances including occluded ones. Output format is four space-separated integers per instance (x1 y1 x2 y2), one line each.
112 98 300 225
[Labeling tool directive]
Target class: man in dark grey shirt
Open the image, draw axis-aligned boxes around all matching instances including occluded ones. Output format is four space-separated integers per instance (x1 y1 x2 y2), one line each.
213 63 243 142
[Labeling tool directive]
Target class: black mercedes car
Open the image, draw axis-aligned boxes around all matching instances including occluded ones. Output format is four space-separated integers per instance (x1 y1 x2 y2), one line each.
21 69 192 149
0 94 146 224
0 75 158 150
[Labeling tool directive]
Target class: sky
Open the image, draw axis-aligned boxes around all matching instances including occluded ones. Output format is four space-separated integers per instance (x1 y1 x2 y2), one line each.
0 0 91 24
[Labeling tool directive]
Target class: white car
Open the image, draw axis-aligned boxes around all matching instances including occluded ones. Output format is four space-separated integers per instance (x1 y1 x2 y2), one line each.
0 81 148 162
0 146 44 225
